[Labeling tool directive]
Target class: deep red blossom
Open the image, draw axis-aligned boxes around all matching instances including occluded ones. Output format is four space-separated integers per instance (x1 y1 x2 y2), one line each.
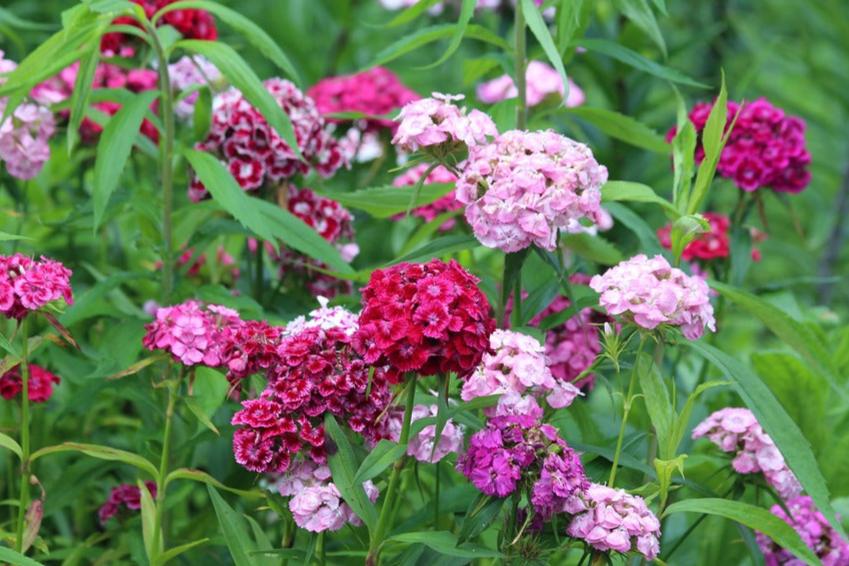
354 259 495 379
100 0 216 56
98 482 158 525
0 254 73 320
656 212 765 263
219 319 285 382
0 364 60 403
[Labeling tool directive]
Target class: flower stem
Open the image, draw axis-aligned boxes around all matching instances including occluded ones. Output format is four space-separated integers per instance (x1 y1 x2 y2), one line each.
514 0 527 129
608 334 647 487
151 377 178 563
366 378 417 566
14 317 30 553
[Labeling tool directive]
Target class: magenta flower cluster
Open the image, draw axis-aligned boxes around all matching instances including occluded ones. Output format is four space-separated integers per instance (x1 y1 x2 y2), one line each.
0 364 60 403
590 254 716 340
565 483 662 560
142 300 241 367
98 482 158 525
477 60 585 108
692 407 802 499
392 164 462 231
385 404 464 463
276 461 379 532
456 129 608 253
461 329 581 413
0 254 73 320
757 496 849 566
392 93 497 153
189 78 345 201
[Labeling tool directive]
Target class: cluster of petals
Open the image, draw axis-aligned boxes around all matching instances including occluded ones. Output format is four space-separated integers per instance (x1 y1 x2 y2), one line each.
168 55 222 119
308 66 419 132
657 212 765 263
0 51 56 180
98 482 158 525
458 411 587 521
353 259 495 379
142 300 241 367
284 296 359 338
189 79 345 201
391 93 496 153
232 312 392 474
565 483 662 560
266 185 359 298
0 364 60 403
32 60 158 142
385 404 464 463
692 407 802 499
756 496 849 566
100 0 216 56
219 319 285 382
276 460 378 532
477 61 585 108
589 254 716 340
455 129 608 252
0 254 74 320
392 163 462 231
461 329 581 413
670 98 810 193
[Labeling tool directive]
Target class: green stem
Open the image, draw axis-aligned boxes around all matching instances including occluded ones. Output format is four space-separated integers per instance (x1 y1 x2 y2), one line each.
608 334 647 487
510 267 522 329
253 241 264 303
14 317 30 553
514 0 527 129
316 531 325 566
366 379 417 566
434 460 440 529
151 377 178 563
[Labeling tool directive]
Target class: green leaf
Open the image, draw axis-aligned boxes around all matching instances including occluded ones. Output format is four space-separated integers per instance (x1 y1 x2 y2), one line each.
188 366 230 434
67 45 100 154
353 439 408 484
324 414 378 531
368 24 510 68
165 468 263 499
0 231 30 241
562 233 623 265
664 499 821 566
522 0 570 104
387 531 500 559
390 234 479 265
421 0 475 69
207 485 257 566
577 38 707 87
316 183 455 219
458 496 506 542
0 431 23 459
671 87 697 211
602 180 678 216
669 214 709 264
158 539 210 563
399 210 462 255
30 442 159 480
568 106 668 153
556 0 585 53
138 480 160 561
192 85 212 140
0 7 55 31
688 72 729 215
384 0 443 26
0 331 20 357
0 547 45 566
154 1 301 85
185 398 219 435
604 202 663 255
614 0 667 57
636 353 673 459
177 40 300 159
669 380 727 460
685 341 845 540
92 90 159 231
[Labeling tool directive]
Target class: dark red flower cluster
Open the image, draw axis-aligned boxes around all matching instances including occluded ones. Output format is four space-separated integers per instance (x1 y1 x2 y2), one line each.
0 254 73 320
0 364 60 403
656 212 765 263
231 323 392 474
31 62 159 142
189 79 346 201
669 98 811 193
100 0 217 56
98 482 158 525
267 185 359 298
219 319 285 382
154 246 239 282
354 259 495 379
307 66 419 132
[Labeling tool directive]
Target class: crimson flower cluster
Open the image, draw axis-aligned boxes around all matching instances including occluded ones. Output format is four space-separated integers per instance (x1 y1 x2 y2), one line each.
670 97 810 193
98 482 158 525
189 79 346 201
657 212 765 263
219 319 285 382
0 364 60 403
100 0 217 56
353 259 495 379
0 254 73 320
307 66 419 132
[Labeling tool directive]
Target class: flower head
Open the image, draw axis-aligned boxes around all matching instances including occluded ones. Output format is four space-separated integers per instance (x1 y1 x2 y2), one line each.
98 482 158 525
0 254 73 320
100 0 216 56
385 404 464 463
477 61 585 108
142 300 241 367
756 496 849 566
168 55 222 119
392 93 496 153
0 364 60 403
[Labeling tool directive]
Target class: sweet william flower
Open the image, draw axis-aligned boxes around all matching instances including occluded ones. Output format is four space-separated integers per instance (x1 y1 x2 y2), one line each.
391 93 496 153
0 254 73 320
0 364 60 403
756 496 849 566
142 300 241 367
477 61 585 108
98 482 158 525
385 404 464 463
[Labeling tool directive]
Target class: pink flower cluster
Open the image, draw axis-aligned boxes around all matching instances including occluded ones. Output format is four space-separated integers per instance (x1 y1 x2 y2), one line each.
189 79 345 201
458 411 587 521
461 329 581 413
386 404 464 463
101 0 217 56
0 364 60 403
98 482 158 525
168 55 222 119
142 300 241 366
456 130 608 252
590 254 716 340
284 297 359 338
671 98 810 193
757 496 849 566
308 66 419 132
267 185 359 298
0 254 74 320
565 483 662 560
353 259 495 380
276 461 378 532
477 61 585 108
692 407 802 499
0 51 56 180
232 312 392 474
391 93 496 153
392 164 462 231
